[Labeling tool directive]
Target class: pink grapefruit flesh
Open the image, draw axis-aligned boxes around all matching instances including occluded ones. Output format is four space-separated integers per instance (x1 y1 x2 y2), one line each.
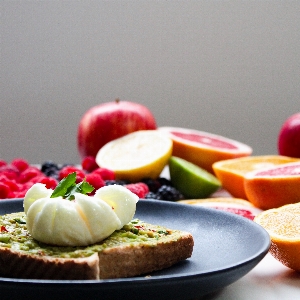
178 198 262 220
244 162 300 210
159 127 252 173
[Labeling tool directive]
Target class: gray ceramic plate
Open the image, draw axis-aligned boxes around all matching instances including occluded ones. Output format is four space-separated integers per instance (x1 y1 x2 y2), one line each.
0 199 270 300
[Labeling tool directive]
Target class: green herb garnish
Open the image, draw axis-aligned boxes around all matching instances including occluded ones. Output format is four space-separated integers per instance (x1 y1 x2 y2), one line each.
50 172 94 200
14 217 26 224
157 230 169 235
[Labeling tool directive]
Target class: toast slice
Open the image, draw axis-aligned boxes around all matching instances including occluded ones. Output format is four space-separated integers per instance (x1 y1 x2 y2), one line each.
0 212 193 280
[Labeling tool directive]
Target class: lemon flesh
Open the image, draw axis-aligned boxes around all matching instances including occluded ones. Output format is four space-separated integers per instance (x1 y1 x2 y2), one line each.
169 156 221 199
96 130 173 182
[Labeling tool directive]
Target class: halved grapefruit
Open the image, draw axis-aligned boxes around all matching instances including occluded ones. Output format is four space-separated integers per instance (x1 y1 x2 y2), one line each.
178 198 262 220
212 155 299 199
244 161 300 210
158 127 252 173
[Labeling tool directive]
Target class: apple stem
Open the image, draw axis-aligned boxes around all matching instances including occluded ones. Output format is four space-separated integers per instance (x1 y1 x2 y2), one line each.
115 98 120 104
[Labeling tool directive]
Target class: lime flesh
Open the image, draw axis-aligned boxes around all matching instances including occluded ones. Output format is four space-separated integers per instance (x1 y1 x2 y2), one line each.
169 156 221 199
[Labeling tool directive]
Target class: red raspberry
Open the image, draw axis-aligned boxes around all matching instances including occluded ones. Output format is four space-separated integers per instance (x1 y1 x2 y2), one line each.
125 183 149 198
0 182 10 199
81 156 98 173
7 190 17 198
18 166 42 183
92 168 115 180
11 158 29 172
0 174 9 182
11 190 27 199
21 181 35 192
0 165 20 180
0 160 7 168
85 173 105 191
1 179 19 192
58 166 85 183
38 176 58 190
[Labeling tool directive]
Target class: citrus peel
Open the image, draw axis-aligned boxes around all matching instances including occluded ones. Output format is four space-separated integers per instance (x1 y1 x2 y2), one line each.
159 127 252 173
244 161 300 209
255 203 300 272
96 130 173 182
212 155 299 199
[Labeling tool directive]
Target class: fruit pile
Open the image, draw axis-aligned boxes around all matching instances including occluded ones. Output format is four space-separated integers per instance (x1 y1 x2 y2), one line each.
2 99 300 272
0 157 185 201
0 158 57 199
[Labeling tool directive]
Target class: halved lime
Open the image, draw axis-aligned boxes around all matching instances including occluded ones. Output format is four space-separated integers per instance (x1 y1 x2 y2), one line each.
169 156 221 199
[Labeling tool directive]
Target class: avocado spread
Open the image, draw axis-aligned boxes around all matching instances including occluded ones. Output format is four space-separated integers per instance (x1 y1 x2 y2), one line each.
0 212 179 259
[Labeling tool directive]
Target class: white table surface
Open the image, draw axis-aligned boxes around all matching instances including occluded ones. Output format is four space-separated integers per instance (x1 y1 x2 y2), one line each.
200 253 300 300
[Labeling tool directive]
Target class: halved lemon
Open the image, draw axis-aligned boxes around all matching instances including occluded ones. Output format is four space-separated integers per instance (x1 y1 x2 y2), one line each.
96 130 173 182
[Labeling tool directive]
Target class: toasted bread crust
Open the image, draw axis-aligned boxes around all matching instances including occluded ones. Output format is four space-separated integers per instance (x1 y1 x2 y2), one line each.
0 214 194 280
99 231 194 279
0 248 99 280
0 233 193 280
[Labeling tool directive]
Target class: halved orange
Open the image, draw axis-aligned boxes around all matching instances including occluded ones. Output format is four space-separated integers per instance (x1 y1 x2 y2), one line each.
245 161 300 210
212 155 299 199
255 203 300 271
158 127 252 174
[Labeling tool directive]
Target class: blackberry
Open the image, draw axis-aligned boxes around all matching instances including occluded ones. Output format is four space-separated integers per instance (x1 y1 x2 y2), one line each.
41 161 59 172
41 161 60 179
157 177 173 187
144 192 162 200
141 178 161 192
156 185 185 201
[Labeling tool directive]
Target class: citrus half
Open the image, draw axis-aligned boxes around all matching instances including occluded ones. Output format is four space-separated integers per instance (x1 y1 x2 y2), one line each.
254 203 300 271
169 156 221 199
95 130 172 182
158 127 252 173
244 161 300 210
178 198 262 220
212 155 299 199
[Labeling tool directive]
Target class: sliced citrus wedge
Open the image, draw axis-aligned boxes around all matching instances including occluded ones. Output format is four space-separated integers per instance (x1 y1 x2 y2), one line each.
159 127 252 173
212 155 299 199
169 156 221 199
179 198 262 220
255 203 300 271
95 130 172 182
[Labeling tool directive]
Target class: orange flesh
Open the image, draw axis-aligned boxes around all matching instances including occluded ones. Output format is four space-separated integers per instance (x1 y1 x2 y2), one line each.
255 203 300 271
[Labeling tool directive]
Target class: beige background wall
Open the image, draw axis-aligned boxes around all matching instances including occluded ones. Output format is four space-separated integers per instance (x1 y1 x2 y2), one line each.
1 1 299 164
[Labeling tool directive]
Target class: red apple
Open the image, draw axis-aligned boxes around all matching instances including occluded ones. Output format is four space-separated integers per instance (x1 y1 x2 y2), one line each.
77 99 157 158
278 112 300 158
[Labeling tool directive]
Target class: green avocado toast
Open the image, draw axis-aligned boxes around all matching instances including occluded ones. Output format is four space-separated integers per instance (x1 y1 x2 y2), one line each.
0 212 194 280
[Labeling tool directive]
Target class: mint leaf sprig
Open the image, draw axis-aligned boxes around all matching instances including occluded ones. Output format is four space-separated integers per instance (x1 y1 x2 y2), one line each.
51 172 94 200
